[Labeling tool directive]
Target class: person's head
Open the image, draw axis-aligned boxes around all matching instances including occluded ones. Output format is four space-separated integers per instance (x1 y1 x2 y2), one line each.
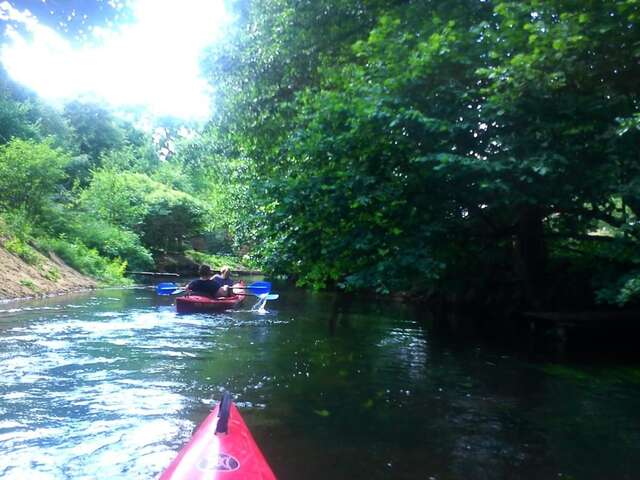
198 264 214 278
220 266 231 279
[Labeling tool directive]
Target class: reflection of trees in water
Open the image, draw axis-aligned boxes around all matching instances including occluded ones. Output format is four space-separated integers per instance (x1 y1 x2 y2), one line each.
251 289 640 480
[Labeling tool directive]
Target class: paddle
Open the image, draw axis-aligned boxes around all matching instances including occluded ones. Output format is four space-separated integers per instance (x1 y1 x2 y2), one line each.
156 282 179 295
231 281 272 295
256 293 279 300
157 281 273 296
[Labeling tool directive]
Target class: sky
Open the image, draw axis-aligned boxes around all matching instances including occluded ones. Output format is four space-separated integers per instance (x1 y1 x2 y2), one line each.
0 0 230 121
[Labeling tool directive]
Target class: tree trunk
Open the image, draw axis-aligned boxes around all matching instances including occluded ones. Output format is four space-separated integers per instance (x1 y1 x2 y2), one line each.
515 206 547 310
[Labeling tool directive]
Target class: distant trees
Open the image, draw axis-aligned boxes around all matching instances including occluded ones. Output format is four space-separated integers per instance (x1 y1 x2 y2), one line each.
0 67 222 281
79 169 208 251
64 101 124 161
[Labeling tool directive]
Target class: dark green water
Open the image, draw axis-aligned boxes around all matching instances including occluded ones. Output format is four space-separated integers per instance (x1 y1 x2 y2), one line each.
1 284 640 479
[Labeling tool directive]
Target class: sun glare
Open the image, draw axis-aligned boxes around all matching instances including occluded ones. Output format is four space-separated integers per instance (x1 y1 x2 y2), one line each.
0 0 229 120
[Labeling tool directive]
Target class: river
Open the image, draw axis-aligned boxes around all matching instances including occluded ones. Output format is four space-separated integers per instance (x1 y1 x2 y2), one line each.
1 283 639 479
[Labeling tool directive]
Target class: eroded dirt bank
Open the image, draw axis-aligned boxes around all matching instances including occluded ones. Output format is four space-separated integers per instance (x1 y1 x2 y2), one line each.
0 244 96 301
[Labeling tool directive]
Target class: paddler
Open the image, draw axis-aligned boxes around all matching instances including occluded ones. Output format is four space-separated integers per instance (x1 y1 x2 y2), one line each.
186 264 225 297
213 265 236 297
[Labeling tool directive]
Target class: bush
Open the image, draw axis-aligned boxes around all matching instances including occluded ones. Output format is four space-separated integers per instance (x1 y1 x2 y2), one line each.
43 267 61 281
63 215 154 271
36 237 132 286
2 208 35 240
19 279 40 292
596 270 640 307
4 237 40 265
79 169 154 229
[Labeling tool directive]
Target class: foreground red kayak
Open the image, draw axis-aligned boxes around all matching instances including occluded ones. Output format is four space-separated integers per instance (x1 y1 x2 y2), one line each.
160 393 276 480
175 285 246 314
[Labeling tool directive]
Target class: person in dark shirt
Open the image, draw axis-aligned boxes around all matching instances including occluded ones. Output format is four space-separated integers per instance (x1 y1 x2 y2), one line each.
186 264 223 297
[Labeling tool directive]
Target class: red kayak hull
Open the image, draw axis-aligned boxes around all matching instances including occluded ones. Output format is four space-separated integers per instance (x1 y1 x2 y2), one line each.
175 293 245 313
160 401 276 480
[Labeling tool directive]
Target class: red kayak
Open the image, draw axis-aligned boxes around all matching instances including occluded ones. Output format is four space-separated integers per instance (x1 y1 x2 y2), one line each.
160 393 276 480
176 285 246 314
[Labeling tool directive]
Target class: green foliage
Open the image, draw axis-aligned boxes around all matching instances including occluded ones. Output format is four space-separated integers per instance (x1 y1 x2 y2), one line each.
79 169 156 229
4 237 40 265
149 160 191 191
595 270 640 307
184 249 248 270
611 273 640 306
1 0 639 311
80 169 209 252
198 0 640 308
36 237 131 286
167 133 253 241
204 0 488 291
19 279 39 292
0 95 40 142
0 66 42 141
43 267 61 282
64 101 125 161
0 68 216 287
141 188 208 251
1 208 35 240
101 143 159 174
0 138 70 216
60 214 154 271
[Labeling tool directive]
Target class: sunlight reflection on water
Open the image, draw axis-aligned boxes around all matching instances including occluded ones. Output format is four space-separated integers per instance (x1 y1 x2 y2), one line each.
0 286 302 479
0 292 215 479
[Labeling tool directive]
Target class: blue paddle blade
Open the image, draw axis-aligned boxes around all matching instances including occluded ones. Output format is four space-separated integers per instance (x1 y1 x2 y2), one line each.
156 282 178 295
247 281 271 295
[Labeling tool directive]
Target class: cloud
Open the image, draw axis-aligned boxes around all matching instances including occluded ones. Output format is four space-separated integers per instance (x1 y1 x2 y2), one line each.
0 0 229 120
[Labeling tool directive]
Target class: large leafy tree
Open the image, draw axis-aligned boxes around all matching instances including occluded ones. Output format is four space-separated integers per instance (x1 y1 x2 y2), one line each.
202 0 494 291
472 0 640 306
201 0 640 308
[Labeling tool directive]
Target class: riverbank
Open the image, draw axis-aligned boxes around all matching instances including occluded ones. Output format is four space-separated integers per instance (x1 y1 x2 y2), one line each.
0 241 96 301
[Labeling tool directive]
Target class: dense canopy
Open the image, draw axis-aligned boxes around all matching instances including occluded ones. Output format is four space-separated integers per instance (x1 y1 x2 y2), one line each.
0 0 639 311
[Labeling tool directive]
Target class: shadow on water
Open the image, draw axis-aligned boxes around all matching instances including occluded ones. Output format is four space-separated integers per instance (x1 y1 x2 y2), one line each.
0 284 639 479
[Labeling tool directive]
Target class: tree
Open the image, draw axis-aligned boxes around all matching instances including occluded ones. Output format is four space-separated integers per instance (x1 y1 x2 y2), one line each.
80 169 209 252
0 138 69 217
63 101 125 181
141 189 208 252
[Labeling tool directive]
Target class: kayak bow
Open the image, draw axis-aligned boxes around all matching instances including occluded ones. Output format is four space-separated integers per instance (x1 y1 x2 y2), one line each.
160 393 276 480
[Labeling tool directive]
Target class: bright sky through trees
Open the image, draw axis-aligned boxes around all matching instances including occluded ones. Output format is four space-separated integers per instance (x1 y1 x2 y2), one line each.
0 0 229 120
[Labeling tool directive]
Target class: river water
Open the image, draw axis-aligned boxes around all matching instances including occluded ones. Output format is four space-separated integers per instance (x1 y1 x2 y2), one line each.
0 284 639 479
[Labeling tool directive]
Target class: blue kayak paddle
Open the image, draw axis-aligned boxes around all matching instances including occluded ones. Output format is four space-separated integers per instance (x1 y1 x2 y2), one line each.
235 281 272 295
156 282 179 295
156 281 272 296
